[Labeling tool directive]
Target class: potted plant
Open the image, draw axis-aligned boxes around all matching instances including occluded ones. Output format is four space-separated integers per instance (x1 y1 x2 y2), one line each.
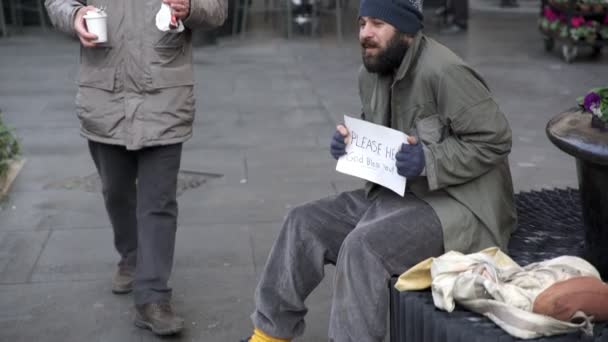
570 16 599 42
601 25 608 39
578 87 608 130
0 112 22 197
559 20 570 38
540 6 563 32
600 15 608 39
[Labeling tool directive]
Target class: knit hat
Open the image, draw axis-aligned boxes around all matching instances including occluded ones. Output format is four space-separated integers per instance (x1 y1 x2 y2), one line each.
359 0 424 34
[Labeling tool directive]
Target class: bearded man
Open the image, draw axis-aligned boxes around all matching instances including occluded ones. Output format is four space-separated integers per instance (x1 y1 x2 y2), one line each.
242 0 516 340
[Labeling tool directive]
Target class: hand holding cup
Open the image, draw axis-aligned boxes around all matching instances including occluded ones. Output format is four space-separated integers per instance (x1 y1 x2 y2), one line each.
74 6 99 47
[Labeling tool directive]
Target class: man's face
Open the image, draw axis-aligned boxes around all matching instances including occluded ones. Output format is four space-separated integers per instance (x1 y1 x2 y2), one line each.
359 16 409 75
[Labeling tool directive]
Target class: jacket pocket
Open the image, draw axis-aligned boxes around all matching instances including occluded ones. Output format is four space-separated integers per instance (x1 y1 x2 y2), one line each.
155 31 187 49
151 31 187 66
147 32 194 89
416 114 446 145
78 66 116 91
149 64 194 89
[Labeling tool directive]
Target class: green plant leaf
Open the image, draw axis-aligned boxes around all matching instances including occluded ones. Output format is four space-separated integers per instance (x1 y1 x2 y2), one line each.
597 87 608 98
577 95 584 105
0 112 20 179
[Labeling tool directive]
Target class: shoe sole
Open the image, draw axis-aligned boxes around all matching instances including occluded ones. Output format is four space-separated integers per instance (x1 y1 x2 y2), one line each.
134 318 184 336
111 287 133 295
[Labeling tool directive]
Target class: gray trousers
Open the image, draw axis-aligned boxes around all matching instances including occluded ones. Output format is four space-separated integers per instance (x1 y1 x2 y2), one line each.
448 0 469 27
88 141 182 305
252 188 444 342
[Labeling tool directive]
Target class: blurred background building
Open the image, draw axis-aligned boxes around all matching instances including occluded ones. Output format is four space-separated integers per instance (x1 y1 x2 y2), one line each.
0 0 535 41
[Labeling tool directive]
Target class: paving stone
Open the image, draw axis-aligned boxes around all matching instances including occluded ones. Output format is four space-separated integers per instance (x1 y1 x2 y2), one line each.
0 230 49 283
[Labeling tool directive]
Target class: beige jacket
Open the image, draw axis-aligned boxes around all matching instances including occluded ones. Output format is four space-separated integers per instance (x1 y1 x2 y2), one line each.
45 0 228 149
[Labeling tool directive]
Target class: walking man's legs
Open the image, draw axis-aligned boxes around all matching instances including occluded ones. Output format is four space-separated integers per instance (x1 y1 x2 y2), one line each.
441 0 469 34
133 143 182 304
89 141 184 335
133 143 184 335
452 0 469 29
88 141 138 294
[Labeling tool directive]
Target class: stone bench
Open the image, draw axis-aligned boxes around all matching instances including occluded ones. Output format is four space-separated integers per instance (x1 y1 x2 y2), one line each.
389 188 608 342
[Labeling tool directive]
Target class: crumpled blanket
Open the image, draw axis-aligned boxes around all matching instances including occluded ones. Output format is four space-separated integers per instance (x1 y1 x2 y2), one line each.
395 247 599 339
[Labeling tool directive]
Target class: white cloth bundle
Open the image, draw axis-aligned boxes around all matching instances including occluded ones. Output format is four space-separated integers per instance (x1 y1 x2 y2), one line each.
396 247 599 339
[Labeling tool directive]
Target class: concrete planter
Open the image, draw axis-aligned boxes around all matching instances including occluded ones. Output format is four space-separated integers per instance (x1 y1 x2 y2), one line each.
0 158 25 199
547 109 608 279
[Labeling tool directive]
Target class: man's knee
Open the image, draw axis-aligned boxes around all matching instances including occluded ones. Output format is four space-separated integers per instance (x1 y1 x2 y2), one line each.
282 203 318 239
279 202 338 254
138 191 177 217
337 227 391 270
102 179 135 205
339 229 370 261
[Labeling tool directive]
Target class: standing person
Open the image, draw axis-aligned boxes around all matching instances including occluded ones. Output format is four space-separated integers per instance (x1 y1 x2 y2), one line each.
442 0 469 34
44 0 227 336
241 0 516 340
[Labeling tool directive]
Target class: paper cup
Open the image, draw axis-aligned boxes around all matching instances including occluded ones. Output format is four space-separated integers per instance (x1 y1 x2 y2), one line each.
84 11 108 43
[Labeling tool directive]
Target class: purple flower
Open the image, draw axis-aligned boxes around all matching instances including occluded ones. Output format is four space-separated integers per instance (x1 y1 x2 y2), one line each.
584 92 601 113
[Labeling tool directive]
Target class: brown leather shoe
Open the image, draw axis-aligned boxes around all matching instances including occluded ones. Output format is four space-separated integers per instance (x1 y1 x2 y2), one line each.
134 302 184 336
111 267 134 294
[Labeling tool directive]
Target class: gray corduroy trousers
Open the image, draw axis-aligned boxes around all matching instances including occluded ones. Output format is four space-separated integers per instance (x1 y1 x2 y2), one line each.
251 188 444 342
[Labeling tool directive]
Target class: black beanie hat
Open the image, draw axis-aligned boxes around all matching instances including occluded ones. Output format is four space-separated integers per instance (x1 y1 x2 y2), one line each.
359 0 424 34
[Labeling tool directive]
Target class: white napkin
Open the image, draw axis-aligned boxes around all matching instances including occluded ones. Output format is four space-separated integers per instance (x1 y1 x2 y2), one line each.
155 3 184 32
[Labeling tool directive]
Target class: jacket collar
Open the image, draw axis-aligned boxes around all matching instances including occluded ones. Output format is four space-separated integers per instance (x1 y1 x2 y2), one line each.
393 31 424 84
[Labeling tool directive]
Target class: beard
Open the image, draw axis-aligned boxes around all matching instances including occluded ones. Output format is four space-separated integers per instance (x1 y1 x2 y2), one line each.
361 33 409 75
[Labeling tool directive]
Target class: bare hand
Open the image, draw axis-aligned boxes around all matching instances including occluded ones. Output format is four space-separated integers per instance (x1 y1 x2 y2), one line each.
406 135 417 145
73 6 98 47
336 124 351 144
163 0 190 20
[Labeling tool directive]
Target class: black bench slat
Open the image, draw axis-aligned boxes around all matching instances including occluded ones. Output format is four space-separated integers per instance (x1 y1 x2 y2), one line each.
389 188 608 342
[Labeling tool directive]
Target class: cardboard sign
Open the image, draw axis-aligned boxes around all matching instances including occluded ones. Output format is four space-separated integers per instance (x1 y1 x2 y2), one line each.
336 115 409 196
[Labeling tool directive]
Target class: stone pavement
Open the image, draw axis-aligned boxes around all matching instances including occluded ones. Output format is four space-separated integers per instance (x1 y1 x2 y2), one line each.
1 7 608 342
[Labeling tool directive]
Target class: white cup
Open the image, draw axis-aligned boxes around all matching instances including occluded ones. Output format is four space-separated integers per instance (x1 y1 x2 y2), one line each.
83 9 108 43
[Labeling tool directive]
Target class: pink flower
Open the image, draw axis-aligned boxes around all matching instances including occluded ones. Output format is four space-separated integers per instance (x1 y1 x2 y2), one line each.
571 16 585 27
544 7 559 21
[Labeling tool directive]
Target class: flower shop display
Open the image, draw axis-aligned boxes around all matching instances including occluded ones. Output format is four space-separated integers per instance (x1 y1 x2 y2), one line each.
539 0 607 62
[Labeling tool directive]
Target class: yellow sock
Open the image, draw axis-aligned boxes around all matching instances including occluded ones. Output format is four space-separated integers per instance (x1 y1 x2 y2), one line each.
249 328 291 342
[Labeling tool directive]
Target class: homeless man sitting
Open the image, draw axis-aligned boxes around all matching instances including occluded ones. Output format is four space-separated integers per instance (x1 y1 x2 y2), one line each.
242 0 516 340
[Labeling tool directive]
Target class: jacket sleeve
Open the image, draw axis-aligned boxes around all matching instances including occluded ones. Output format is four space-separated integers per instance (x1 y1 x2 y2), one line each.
423 64 512 191
44 0 85 34
183 0 228 30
